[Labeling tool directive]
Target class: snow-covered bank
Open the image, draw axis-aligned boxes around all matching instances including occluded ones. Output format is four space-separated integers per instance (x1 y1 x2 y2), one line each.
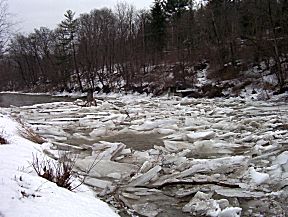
0 114 119 217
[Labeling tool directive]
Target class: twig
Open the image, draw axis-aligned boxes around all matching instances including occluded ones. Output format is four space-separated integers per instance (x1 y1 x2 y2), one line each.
71 154 103 191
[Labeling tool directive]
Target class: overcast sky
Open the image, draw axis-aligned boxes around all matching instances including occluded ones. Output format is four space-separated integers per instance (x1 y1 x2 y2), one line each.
8 0 153 34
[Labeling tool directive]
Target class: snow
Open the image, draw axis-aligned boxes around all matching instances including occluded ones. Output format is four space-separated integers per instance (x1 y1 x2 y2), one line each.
0 115 119 217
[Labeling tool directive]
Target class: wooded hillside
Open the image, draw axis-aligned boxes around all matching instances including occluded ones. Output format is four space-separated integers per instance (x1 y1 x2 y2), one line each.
0 0 287 95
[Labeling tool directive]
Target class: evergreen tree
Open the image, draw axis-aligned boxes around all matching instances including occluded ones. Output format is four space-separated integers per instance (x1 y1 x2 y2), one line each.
58 10 83 91
150 0 166 52
162 0 190 18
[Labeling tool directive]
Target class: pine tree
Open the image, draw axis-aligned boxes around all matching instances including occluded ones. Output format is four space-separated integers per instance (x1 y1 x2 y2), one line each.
150 0 167 52
162 0 190 18
58 10 83 91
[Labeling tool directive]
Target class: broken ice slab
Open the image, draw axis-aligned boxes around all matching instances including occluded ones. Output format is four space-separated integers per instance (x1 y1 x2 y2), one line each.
130 118 178 131
274 151 288 166
131 203 162 217
162 152 189 168
120 186 179 217
51 141 87 152
215 188 265 198
163 133 186 141
248 167 270 185
182 191 221 215
183 191 242 217
89 128 109 137
84 177 113 189
75 158 138 179
119 148 132 155
176 156 250 179
164 139 242 157
186 131 216 142
157 128 176 135
124 187 162 196
139 161 154 173
91 141 126 160
175 187 203 198
128 165 162 187
163 140 193 152
218 207 242 217
119 194 162 217
72 132 94 141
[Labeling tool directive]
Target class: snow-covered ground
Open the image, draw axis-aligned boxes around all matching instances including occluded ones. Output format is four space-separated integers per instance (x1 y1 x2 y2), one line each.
1 93 288 216
0 114 119 217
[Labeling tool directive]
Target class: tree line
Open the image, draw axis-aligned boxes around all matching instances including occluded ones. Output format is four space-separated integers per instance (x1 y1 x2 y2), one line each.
0 0 287 94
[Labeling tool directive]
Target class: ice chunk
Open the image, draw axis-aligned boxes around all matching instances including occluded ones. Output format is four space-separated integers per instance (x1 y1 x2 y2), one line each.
158 128 176 134
131 120 159 131
132 203 161 217
215 188 265 198
219 207 242 217
187 131 215 142
164 140 192 152
92 141 126 160
139 161 153 173
182 191 221 216
131 119 178 131
274 151 288 165
107 172 121 179
177 156 249 179
84 177 112 189
249 167 270 185
76 158 137 179
129 165 162 186
89 128 108 137
273 151 288 172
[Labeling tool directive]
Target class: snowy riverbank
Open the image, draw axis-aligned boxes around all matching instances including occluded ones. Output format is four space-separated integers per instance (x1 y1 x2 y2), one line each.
0 114 119 217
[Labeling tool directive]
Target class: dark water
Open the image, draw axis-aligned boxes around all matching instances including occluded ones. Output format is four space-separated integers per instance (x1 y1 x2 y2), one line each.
0 93 73 107
64 132 164 151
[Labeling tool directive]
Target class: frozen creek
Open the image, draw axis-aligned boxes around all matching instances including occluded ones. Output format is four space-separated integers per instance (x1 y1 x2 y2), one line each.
2 94 288 217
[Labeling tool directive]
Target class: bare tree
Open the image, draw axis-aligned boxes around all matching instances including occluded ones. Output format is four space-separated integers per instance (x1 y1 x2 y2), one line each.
0 0 11 55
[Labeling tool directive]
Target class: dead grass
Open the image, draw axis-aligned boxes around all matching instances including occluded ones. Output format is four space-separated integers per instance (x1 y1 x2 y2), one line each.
32 153 75 190
15 118 45 144
20 127 45 144
31 152 100 191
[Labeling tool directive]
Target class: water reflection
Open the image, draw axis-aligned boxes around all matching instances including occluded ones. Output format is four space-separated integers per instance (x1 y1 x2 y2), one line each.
0 93 73 107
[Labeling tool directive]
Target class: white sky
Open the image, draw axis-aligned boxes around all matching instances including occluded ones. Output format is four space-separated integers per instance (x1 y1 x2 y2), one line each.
8 0 153 34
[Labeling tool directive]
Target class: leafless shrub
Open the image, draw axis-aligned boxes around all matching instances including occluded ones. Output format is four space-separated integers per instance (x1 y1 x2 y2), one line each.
0 130 7 144
0 135 7 144
31 150 102 191
20 190 41 199
31 153 76 190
